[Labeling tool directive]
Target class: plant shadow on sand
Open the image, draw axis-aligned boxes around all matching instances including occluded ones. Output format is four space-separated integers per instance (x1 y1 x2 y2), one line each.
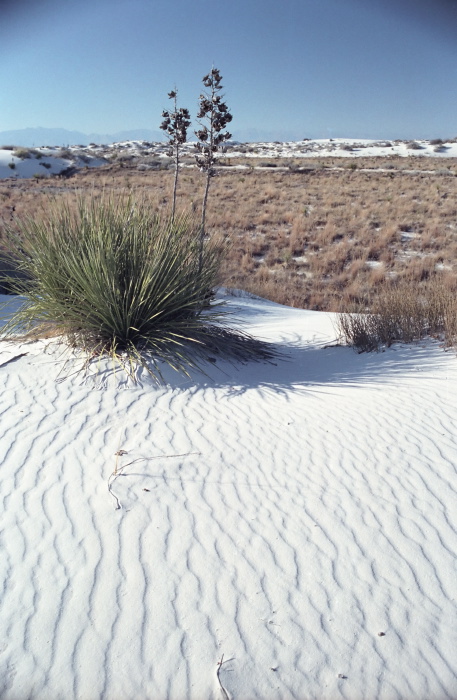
1 291 452 394
39 331 451 397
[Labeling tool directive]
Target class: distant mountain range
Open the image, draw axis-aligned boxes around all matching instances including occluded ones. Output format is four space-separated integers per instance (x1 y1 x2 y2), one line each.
0 126 310 147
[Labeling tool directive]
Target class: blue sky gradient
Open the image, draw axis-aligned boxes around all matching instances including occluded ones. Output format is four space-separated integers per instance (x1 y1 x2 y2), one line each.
1 0 456 141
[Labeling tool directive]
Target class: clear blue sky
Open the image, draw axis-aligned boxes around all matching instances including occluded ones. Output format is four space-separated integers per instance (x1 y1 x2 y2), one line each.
1 0 457 140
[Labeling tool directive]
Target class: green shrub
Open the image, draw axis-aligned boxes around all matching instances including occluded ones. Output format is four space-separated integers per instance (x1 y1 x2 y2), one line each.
1 195 274 382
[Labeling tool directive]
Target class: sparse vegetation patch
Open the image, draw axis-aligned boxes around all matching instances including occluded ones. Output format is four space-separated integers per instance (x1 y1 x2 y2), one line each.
2 156 457 313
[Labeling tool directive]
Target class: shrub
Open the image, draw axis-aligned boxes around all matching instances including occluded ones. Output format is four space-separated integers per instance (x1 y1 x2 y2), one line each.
1 195 274 382
116 153 134 162
337 279 457 352
57 148 72 159
407 141 422 150
337 310 383 352
12 147 31 159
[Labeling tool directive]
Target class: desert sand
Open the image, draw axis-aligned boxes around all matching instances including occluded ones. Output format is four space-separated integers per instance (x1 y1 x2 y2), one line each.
0 290 456 699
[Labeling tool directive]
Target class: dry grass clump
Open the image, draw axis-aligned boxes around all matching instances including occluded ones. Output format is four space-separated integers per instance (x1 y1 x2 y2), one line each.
337 278 457 352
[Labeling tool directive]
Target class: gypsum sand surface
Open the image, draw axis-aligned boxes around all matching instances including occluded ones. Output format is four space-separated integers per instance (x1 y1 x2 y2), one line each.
0 290 456 699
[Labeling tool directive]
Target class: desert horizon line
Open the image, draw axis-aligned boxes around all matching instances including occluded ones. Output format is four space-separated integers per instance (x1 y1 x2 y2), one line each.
1 125 457 148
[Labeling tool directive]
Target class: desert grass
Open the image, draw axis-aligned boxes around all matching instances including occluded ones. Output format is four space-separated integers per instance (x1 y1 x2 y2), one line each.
337 278 457 352
1 157 457 312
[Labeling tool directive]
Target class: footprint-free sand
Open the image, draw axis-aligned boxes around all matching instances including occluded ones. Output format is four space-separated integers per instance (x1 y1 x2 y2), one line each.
1 291 456 699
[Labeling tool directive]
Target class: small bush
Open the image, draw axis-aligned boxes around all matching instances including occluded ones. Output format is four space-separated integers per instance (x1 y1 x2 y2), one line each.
12 147 32 159
57 148 73 159
337 310 383 352
1 195 274 382
337 280 457 352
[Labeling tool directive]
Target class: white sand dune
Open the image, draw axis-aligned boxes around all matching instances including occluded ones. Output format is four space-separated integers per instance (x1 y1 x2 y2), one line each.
0 148 107 179
1 137 457 180
0 291 456 699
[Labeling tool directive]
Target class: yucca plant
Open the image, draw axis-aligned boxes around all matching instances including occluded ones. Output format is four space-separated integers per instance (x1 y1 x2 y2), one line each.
0 194 275 382
195 67 233 271
160 88 191 221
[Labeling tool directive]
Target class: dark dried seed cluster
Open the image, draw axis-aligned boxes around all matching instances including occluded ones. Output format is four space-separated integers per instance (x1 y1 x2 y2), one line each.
159 92 191 147
194 68 232 174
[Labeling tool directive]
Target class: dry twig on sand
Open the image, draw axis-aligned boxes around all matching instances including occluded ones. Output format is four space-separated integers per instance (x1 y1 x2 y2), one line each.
216 654 234 700
107 451 201 510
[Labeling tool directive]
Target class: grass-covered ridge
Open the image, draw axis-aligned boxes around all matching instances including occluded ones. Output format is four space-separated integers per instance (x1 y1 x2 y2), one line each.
1 194 275 382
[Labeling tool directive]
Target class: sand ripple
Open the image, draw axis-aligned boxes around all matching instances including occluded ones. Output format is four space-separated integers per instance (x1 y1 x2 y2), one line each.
0 304 456 699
